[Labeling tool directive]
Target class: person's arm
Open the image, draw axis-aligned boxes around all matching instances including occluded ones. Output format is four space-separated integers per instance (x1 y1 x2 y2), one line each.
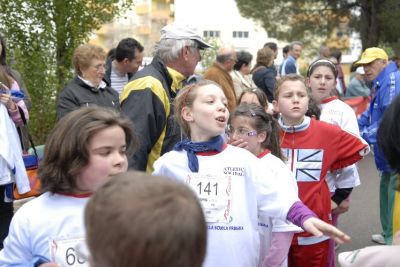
10 69 32 110
263 69 276 98
286 201 351 244
338 245 400 267
262 232 294 267
56 85 80 120
121 84 167 171
330 128 370 171
254 158 350 244
0 210 41 265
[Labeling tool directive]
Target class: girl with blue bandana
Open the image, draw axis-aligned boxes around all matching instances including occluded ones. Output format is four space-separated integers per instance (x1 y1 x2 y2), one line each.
153 79 351 267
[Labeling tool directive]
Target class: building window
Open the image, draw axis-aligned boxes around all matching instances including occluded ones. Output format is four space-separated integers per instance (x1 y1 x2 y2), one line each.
233 31 249 38
203 30 220 38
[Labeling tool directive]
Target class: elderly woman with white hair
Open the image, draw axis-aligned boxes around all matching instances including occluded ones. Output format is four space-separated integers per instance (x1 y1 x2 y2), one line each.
56 43 120 119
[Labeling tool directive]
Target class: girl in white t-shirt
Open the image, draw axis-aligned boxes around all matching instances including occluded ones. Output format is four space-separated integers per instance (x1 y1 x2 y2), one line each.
0 106 137 266
229 103 301 267
306 59 362 267
152 80 350 267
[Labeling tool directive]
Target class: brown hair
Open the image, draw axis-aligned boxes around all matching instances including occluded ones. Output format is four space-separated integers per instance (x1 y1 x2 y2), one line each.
39 106 137 194
273 74 310 100
307 59 338 79
230 103 284 160
72 44 106 75
174 79 221 138
251 46 274 72
238 88 269 110
0 65 13 89
85 171 207 267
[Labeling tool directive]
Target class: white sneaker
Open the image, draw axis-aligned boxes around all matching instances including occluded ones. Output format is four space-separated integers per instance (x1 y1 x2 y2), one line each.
371 234 386 244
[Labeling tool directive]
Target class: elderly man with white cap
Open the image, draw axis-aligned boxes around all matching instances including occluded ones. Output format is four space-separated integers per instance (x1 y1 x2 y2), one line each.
120 24 211 172
357 47 400 245
345 67 370 97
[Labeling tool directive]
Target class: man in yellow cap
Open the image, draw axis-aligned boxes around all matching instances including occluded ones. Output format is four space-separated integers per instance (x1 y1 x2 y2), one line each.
357 47 400 245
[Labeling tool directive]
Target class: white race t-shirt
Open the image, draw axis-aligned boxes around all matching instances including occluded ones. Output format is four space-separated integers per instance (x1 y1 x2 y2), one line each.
153 145 299 267
320 97 361 191
0 192 89 265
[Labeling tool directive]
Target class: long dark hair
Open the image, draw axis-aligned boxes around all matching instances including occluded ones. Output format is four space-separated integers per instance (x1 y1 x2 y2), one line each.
0 34 14 78
230 103 284 160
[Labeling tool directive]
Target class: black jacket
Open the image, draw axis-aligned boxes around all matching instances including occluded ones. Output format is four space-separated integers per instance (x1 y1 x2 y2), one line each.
56 76 120 119
120 57 182 172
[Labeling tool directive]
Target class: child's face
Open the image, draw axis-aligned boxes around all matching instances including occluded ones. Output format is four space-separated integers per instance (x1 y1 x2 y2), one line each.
273 80 309 126
229 116 265 156
239 92 261 106
183 84 229 142
307 65 337 103
75 125 128 194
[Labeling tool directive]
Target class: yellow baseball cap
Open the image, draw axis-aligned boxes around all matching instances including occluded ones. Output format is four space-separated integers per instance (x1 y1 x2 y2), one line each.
355 47 388 65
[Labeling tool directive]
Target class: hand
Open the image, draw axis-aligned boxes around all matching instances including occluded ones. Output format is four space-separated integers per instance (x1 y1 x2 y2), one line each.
331 200 338 210
0 91 16 110
332 199 350 215
227 138 248 149
303 217 351 244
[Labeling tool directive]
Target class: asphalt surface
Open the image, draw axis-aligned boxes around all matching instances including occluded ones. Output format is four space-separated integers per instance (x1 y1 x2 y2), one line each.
335 153 383 263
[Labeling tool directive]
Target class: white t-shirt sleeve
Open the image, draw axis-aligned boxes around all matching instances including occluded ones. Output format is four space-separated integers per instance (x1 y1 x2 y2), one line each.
252 158 299 221
0 204 38 264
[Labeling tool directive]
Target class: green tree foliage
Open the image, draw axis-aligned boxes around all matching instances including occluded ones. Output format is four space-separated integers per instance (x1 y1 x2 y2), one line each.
235 0 400 52
0 0 134 143
200 37 221 71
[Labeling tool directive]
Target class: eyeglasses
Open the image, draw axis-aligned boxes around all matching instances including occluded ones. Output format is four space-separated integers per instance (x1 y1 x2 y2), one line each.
92 63 106 71
226 125 257 138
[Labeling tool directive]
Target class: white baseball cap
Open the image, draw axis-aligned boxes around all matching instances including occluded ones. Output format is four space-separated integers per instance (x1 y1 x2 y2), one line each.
160 23 212 49
355 66 365 75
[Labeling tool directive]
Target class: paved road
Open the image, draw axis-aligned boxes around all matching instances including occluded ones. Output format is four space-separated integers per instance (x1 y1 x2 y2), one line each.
335 153 383 262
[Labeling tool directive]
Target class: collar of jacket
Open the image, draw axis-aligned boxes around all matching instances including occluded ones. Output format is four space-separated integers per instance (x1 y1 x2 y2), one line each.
75 76 106 93
278 115 311 133
151 56 174 96
373 62 399 87
167 67 186 93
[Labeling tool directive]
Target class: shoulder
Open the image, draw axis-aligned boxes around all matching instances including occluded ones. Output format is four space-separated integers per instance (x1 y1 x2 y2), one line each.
153 150 184 169
338 245 400 267
104 85 119 98
12 193 52 219
60 78 84 94
311 119 342 133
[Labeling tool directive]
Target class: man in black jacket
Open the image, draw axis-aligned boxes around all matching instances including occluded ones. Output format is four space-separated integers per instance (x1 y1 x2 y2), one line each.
121 24 211 172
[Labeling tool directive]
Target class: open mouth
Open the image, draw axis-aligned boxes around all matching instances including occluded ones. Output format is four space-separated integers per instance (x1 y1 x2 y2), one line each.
216 116 226 123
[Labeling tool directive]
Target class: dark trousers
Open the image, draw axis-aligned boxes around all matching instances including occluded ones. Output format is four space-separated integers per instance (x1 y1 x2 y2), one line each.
0 185 13 249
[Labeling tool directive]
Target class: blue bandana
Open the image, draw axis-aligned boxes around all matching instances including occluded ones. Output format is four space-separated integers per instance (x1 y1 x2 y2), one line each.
173 135 224 172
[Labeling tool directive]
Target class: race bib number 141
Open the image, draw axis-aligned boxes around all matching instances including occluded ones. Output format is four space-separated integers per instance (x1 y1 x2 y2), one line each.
185 173 231 223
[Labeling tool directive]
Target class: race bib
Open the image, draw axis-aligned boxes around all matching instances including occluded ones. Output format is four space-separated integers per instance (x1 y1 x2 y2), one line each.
185 173 231 223
50 236 88 266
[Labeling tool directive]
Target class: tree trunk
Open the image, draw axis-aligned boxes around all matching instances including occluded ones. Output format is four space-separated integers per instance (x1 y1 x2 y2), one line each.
360 0 381 50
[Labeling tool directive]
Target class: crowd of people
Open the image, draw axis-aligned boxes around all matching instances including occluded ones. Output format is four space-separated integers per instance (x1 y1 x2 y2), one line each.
0 22 400 267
